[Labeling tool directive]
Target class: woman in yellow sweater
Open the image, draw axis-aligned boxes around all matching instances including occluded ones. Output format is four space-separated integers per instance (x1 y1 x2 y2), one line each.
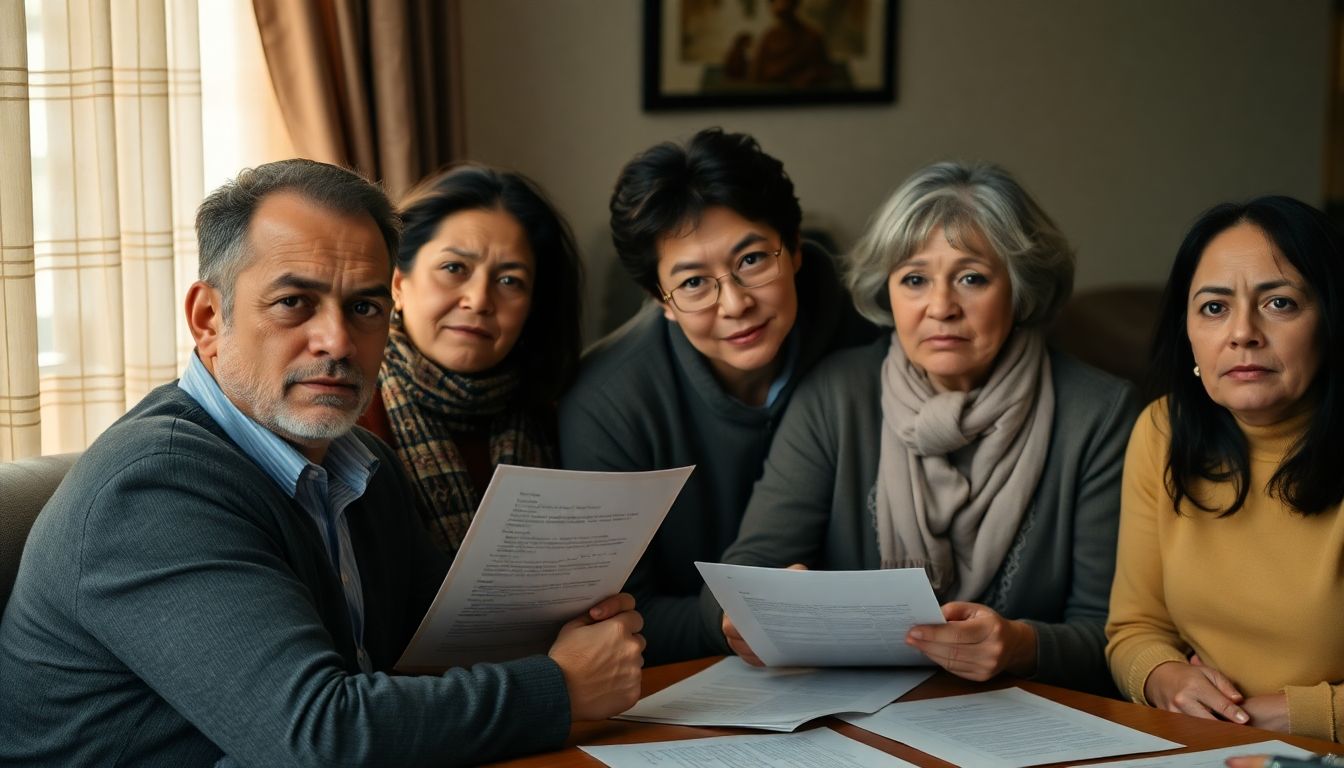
1106 195 1344 742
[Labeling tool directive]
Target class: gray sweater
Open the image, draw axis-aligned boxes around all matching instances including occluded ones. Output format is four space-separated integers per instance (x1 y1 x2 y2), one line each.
700 338 1139 694
558 244 878 664
0 384 570 767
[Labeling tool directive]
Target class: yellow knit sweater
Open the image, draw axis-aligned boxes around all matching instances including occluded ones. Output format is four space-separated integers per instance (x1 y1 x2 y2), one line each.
1106 399 1344 742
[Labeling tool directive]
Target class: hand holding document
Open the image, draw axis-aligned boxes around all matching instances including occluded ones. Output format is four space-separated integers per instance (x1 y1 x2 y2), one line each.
696 562 946 667
582 728 918 768
396 465 692 672
617 656 933 731
838 687 1182 768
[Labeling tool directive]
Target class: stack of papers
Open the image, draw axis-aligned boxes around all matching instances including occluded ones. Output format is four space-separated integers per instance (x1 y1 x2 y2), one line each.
618 656 932 731
838 687 1182 768
582 728 917 768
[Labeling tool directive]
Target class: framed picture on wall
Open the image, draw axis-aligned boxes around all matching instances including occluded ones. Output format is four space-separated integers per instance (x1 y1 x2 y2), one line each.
643 0 897 110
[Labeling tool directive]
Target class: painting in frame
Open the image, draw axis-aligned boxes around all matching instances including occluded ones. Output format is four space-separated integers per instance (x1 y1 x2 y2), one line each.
643 0 897 110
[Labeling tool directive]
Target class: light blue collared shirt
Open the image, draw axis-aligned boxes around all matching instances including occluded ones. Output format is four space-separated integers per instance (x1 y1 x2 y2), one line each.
763 330 800 408
179 353 378 674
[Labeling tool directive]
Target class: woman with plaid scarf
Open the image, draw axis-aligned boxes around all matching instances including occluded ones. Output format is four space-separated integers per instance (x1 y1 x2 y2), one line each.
358 165 584 557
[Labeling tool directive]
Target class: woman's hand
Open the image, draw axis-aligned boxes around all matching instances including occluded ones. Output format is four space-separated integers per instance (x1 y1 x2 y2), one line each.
1243 692 1290 733
721 563 808 667
1143 660 1249 724
905 602 1038 681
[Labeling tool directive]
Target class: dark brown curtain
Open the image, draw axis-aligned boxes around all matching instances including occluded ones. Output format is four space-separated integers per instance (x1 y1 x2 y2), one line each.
1329 0 1344 225
252 0 463 200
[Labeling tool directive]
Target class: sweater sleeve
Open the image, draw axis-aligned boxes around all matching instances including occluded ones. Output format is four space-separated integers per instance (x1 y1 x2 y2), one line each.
556 383 716 662
698 372 842 654
75 449 570 768
1105 401 1191 705
1024 379 1140 693
1285 682 1343 742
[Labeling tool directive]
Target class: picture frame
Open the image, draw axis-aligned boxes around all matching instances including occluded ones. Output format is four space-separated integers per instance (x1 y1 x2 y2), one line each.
643 0 898 110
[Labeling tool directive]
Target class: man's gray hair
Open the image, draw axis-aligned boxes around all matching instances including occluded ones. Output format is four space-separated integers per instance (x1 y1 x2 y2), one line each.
196 158 400 318
846 161 1074 328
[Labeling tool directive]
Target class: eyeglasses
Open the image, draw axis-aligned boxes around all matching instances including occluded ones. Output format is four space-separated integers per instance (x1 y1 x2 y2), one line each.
659 247 784 313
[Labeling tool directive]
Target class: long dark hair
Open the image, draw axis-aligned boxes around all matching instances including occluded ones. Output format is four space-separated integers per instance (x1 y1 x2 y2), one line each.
1151 195 1344 516
396 165 584 407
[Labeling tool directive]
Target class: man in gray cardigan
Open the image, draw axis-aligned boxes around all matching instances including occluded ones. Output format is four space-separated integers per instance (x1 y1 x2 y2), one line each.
0 160 644 767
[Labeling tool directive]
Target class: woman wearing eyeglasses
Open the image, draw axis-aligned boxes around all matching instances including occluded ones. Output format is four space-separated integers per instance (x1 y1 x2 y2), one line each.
558 128 878 664
358 165 583 557
706 161 1139 694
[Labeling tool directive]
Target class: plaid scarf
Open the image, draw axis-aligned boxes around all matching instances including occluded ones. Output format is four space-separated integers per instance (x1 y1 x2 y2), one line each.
380 324 554 556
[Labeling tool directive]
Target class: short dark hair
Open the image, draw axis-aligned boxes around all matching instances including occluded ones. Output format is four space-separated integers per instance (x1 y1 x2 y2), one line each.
1151 195 1344 516
396 165 584 406
196 159 399 318
609 128 802 297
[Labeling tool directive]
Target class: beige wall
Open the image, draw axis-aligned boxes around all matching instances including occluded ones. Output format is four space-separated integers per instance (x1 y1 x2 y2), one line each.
459 0 1331 341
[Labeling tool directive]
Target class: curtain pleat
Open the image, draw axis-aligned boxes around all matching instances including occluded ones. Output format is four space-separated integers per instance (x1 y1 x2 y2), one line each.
166 0 204 369
252 0 460 200
0 2 41 460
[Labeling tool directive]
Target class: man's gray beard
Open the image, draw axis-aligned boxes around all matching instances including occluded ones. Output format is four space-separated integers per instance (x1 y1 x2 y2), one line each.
216 344 372 444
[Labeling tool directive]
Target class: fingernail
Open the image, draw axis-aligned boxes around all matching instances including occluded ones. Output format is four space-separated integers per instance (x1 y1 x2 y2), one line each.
909 629 925 641
1235 712 1248 723
592 608 606 620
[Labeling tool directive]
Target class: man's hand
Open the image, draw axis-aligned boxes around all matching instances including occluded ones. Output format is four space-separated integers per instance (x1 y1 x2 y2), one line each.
1143 660 1249 724
548 593 645 722
905 602 1038 681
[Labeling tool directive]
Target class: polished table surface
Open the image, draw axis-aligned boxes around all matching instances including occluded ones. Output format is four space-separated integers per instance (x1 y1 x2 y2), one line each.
488 657 1340 767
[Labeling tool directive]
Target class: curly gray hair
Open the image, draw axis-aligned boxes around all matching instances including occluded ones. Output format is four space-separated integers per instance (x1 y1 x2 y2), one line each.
846 161 1074 328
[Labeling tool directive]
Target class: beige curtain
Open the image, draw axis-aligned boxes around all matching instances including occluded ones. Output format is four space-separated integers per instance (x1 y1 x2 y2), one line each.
252 0 463 200
1 2 41 459
0 0 203 460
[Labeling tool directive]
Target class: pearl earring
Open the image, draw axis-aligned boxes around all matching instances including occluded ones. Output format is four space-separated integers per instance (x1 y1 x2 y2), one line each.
1193 365 1200 378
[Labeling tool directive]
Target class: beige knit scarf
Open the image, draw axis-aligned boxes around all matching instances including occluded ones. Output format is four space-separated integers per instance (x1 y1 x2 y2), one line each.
875 328 1053 601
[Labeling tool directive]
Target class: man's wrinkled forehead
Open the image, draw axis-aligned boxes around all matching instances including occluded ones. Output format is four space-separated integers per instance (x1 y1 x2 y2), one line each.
242 190 392 276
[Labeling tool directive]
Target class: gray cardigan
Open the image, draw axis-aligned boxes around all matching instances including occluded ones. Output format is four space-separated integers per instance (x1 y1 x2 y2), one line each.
0 384 570 767
700 337 1139 694
558 244 878 664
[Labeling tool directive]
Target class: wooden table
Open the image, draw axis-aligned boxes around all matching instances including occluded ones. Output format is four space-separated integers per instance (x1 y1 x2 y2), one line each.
489 657 1340 767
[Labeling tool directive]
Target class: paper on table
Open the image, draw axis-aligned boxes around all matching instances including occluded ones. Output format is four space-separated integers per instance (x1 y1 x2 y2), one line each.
696 562 945 667
838 687 1182 768
1070 739 1312 767
617 656 933 731
581 727 918 768
396 465 692 672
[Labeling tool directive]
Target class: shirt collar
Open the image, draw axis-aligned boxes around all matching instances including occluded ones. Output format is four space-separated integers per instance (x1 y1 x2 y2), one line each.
178 352 378 499
763 329 799 408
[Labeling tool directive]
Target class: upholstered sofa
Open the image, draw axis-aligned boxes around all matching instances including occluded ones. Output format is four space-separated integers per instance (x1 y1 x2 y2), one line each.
0 453 80 610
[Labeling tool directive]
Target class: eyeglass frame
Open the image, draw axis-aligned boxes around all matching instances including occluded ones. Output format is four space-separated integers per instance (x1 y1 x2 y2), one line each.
658 246 786 313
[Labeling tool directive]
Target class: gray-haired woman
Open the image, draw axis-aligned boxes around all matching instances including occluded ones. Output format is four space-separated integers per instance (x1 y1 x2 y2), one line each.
702 161 1140 693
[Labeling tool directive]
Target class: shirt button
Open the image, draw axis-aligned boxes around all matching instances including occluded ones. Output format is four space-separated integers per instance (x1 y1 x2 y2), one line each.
341 572 350 585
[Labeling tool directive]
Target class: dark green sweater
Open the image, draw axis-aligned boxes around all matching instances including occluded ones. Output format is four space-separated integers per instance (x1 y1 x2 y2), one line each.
0 384 570 767
557 244 877 663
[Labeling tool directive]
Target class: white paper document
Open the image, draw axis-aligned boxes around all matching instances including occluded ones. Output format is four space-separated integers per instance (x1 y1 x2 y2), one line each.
581 727 917 768
1072 739 1312 767
618 656 934 731
396 465 693 672
838 687 1182 768
696 562 946 667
